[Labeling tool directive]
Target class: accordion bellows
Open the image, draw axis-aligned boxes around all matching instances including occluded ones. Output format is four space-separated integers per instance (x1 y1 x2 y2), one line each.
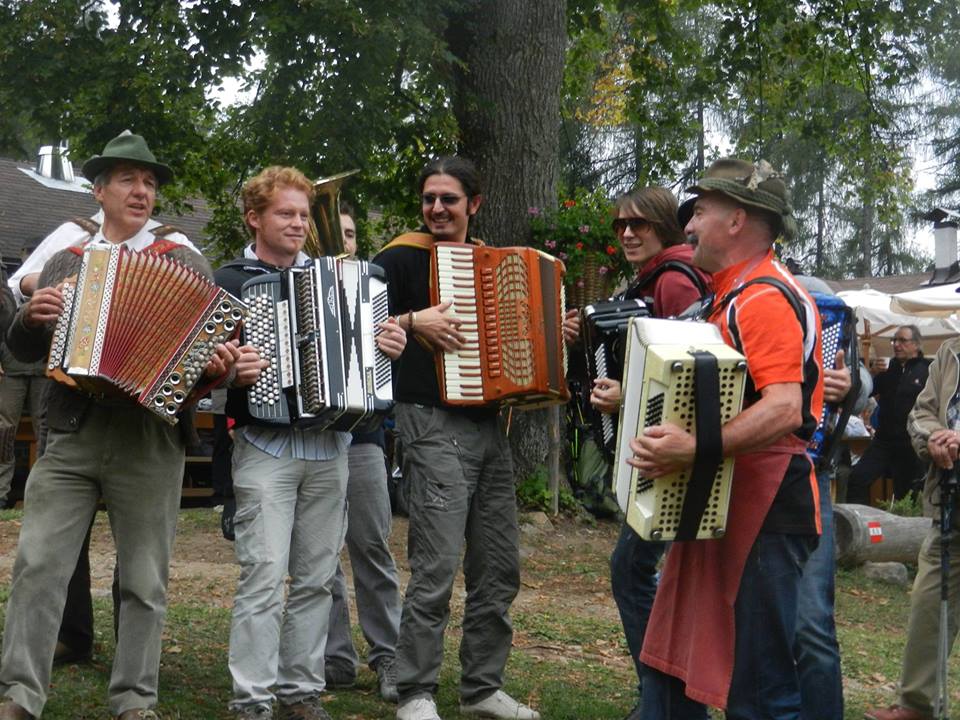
613 317 747 541
48 243 247 423
429 242 570 408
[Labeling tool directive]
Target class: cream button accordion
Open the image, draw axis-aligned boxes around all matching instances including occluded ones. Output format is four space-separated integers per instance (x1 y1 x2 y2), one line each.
47 242 247 424
429 242 569 409
241 257 393 431
613 317 747 541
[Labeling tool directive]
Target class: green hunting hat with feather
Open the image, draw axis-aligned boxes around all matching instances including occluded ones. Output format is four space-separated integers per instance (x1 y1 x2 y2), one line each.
82 130 173 185
686 158 796 241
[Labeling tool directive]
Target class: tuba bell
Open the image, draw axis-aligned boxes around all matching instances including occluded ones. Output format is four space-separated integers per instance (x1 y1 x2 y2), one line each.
304 169 360 257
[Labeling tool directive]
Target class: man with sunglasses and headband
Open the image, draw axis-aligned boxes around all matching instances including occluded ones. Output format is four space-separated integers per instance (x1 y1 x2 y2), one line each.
846 325 929 505
374 157 539 720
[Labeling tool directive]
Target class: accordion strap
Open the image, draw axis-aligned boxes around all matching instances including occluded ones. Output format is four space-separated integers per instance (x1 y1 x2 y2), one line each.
71 217 101 235
380 232 486 253
676 349 724 541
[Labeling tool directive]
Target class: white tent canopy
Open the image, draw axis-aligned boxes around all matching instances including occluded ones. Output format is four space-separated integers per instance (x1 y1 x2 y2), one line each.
891 282 960 315
837 288 960 359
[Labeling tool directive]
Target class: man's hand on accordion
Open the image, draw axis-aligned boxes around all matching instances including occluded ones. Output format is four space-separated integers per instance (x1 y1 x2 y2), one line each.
417 300 466 352
823 349 852 404
562 308 580 346
627 423 696 478
376 318 407 360
590 378 621 414
203 340 266 388
23 285 65 328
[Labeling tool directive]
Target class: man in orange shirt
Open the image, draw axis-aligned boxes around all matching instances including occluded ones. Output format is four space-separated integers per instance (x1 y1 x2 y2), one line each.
630 159 824 720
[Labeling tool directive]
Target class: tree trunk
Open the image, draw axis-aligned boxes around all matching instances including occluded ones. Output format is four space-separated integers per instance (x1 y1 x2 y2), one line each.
815 167 825 273
446 0 567 484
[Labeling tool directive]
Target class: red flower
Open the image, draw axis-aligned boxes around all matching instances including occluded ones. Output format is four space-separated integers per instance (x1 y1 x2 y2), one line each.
606 245 617 255
576 242 584 250
563 199 576 208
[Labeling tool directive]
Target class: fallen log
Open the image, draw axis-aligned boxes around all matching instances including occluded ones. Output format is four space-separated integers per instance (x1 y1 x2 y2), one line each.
834 503 931 568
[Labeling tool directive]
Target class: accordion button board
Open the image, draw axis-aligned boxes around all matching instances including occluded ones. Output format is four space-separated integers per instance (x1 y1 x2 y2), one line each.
613 317 747 541
241 257 394 431
47 243 247 424
430 242 570 409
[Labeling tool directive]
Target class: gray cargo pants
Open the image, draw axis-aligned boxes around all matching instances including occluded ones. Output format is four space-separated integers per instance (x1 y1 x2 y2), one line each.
393 402 520 705
326 441 401 671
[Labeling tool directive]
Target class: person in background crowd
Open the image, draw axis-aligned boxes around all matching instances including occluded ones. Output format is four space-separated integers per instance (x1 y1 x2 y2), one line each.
374 156 539 720
846 325 930 505
0 131 255 720
324 202 402 703
865 330 960 720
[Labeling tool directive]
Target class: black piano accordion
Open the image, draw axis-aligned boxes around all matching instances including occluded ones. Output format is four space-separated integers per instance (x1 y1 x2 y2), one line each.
47 242 247 424
582 298 650 459
241 257 393 431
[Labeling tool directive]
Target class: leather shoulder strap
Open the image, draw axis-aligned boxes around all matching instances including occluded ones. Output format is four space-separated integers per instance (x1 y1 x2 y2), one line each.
71 217 100 235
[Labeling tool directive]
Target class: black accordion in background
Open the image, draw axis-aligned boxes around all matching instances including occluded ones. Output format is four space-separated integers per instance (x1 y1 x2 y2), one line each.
582 298 650 459
241 257 393 431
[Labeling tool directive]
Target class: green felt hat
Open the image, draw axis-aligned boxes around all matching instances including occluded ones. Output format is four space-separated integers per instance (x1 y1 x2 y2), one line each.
81 130 173 185
686 158 796 241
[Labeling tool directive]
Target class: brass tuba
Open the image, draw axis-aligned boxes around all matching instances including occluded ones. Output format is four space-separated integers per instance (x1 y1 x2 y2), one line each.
304 169 360 257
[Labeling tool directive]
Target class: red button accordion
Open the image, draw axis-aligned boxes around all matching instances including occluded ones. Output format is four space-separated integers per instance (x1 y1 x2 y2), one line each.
47 243 247 423
429 242 570 408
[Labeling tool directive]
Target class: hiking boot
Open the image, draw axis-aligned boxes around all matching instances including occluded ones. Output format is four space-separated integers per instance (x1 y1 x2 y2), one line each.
396 697 441 720
324 660 356 689
864 706 932 720
233 705 273 718
376 657 399 703
460 690 540 720
115 710 160 720
0 700 32 719
278 695 331 720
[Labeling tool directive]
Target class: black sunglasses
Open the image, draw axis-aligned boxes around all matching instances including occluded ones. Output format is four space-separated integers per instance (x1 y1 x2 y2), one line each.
612 217 654 235
422 193 465 207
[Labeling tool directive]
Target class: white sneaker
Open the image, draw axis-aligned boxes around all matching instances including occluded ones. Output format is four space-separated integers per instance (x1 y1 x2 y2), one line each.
460 690 541 720
397 697 442 720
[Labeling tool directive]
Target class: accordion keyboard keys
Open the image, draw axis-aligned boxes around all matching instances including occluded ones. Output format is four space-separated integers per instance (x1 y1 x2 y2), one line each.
242 284 290 420
435 245 484 401
371 285 392 391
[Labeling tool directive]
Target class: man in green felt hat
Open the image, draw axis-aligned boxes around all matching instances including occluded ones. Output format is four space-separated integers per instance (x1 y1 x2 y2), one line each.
0 131 262 720
628 157 826 719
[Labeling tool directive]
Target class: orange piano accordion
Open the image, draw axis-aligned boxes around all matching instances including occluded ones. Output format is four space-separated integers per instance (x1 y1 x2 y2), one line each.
46 243 248 424
429 242 570 408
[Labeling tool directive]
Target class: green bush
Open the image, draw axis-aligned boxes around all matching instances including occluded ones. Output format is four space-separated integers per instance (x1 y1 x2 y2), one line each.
516 465 576 513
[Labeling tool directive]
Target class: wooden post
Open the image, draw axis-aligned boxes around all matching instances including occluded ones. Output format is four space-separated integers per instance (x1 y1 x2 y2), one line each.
547 405 561 516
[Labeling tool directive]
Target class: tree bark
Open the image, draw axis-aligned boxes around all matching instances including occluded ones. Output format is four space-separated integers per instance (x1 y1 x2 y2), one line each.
834 503 929 567
446 0 567 484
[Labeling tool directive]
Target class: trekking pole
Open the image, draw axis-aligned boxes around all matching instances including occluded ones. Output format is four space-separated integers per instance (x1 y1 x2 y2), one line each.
937 465 958 720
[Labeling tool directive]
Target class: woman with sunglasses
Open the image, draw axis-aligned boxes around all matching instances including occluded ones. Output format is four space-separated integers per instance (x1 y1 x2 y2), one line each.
591 187 710 720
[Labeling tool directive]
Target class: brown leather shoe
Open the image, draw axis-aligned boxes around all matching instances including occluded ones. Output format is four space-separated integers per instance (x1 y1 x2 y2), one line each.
0 700 33 719
53 640 92 666
864 705 932 720
278 695 330 720
115 710 160 720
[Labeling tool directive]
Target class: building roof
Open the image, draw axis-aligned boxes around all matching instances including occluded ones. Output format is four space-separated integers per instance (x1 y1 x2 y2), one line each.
0 156 213 267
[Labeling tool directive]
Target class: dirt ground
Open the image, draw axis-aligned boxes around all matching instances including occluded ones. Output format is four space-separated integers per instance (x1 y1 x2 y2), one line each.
0 507 630 670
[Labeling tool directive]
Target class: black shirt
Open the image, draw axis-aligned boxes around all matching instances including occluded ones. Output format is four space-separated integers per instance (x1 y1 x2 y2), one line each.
873 355 931 443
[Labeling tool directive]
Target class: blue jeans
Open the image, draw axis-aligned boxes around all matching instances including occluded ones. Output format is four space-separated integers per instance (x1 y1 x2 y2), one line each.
794 471 843 720
640 531 815 720
610 522 665 693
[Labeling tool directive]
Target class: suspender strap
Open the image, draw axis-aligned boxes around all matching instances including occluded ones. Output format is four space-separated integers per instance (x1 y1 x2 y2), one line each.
675 349 724 541
630 260 709 300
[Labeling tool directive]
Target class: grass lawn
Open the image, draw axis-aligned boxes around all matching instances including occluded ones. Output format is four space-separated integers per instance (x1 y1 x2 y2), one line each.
0 509 956 718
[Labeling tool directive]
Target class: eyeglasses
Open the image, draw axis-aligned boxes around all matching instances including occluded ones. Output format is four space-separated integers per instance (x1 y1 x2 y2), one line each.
612 217 654 235
422 193 465 207
891 336 915 345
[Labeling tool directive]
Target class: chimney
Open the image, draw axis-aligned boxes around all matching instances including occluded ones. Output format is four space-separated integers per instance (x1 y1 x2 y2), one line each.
924 208 960 285
35 143 75 182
